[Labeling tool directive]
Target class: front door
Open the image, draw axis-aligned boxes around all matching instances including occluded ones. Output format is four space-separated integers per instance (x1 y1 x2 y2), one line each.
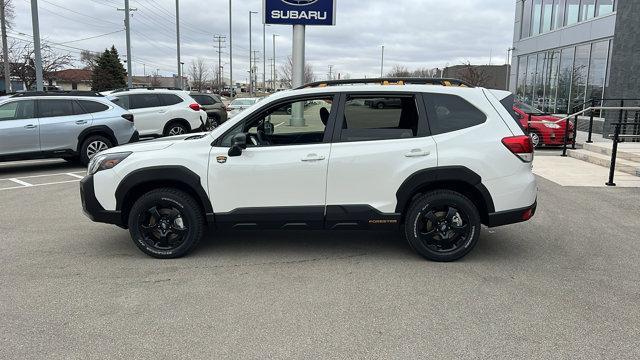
208 94 338 229
0 100 39 156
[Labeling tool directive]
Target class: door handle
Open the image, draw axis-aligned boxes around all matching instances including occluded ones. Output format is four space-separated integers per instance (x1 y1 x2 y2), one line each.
404 149 431 158
301 154 326 162
24 124 37 129
75 120 88 125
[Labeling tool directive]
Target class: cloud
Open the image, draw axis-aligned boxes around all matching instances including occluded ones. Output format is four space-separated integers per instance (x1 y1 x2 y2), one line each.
9 0 515 82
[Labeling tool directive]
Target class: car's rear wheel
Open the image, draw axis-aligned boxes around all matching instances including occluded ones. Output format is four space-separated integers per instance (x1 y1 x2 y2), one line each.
529 131 543 148
376 102 385 109
164 122 189 136
128 188 205 259
404 190 481 262
80 135 112 166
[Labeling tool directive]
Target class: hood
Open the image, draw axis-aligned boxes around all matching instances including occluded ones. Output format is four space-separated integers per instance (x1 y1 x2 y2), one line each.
103 133 209 154
529 113 561 122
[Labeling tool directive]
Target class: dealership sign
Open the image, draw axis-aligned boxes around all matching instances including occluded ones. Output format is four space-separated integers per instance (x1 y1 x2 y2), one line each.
264 0 336 26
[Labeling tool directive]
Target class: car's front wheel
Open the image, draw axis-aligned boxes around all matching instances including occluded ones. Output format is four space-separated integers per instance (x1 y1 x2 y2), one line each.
164 122 189 136
404 190 481 262
128 188 205 259
529 131 543 148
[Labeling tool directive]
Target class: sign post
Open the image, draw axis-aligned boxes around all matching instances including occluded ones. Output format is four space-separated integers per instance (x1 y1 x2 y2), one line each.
264 0 336 126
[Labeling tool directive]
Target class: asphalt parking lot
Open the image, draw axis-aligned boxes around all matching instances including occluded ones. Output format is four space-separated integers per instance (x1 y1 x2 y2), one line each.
1 157 640 359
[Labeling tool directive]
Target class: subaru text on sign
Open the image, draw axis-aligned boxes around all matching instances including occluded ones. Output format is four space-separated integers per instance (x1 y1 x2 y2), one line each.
264 0 337 26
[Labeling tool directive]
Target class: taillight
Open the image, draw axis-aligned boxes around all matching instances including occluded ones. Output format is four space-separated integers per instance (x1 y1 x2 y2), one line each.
189 103 201 111
502 135 534 162
121 114 134 122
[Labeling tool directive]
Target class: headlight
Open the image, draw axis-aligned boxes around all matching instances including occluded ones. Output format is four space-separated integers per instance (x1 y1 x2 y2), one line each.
542 121 561 129
87 152 132 176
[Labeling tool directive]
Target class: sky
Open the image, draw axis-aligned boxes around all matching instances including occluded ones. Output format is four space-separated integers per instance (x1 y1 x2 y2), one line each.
8 0 516 83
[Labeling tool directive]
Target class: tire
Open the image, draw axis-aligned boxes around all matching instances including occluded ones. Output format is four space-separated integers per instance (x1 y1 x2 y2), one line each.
164 122 189 137
376 102 385 110
529 131 543 148
127 188 205 259
404 190 481 262
79 135 113 166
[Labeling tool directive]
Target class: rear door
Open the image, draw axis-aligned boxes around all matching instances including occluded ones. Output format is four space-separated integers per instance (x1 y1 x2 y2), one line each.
38 99 93 152
126 94 164 136
0 100 39 156
325 93 438 227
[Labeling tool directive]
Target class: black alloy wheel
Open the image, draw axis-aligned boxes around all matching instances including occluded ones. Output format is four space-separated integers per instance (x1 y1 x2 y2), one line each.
404 190 481 262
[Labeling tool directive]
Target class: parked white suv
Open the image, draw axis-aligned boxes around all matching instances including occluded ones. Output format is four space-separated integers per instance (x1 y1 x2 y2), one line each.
80 79 537 261
108 88 207 137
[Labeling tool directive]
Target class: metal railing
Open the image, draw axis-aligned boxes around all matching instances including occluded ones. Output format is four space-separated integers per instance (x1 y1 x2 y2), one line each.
550 104 640 186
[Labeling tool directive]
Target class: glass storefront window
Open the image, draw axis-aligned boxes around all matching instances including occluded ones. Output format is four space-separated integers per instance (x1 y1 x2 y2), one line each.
565 0 580 25
596 0 614 16
521 0 533 38
516 56 528 101
557 48 575 114
532 0 543 35
580 0 596 21
570 44 591 111
586 40 610 102
534 53 546 109
545 50 561 113
526 54 537 105
541 0 555 32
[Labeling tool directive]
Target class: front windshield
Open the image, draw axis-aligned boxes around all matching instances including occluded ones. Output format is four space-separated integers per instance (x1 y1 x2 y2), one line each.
515 101 545 115
231 99 256 106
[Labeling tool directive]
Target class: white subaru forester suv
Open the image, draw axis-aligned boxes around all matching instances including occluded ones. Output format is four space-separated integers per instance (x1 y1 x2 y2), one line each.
80 78 537 261
108 88 208 137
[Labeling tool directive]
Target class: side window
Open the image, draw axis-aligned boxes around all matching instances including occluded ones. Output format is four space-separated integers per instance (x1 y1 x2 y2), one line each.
72 100 87 115
340 95 420 142
424 94 487 135
111 95 130 110
38 100 75 118
192 95 215 106
220 96 334 147
79 100 109 113
17 100 36 119
130 94 161 109
0 102 19 121
158 94 183 106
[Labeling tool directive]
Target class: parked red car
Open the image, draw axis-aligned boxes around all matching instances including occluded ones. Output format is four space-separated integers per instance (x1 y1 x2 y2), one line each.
513 102 574 148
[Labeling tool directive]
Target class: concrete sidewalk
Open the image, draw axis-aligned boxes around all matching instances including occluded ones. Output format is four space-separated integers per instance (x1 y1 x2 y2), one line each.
533 155 640 187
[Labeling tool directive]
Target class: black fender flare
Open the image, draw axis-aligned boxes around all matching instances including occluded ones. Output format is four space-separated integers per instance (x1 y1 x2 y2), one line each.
115 166 213 216
77 125 118 152
395 166 495 215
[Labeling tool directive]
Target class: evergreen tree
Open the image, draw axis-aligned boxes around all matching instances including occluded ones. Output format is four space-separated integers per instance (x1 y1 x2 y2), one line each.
91 46 127 91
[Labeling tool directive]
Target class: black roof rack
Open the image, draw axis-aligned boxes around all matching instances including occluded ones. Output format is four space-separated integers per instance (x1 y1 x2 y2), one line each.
296 77 473 90
110 86 184 94
11 90 104 98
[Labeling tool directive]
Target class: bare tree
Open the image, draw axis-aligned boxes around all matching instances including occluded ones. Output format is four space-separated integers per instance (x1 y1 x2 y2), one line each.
10 42 73 89
1 0 14 29
457 61 491 87
412 67 439 78
386 65 411 77
188 57 209 91
278 56 314 88
80 50 98 71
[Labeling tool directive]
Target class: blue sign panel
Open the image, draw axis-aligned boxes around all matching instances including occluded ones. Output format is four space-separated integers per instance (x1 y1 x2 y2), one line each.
264 0 336 26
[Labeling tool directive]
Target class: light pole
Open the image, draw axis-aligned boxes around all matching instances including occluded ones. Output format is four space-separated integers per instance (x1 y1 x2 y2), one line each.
228 0 233 97
263 23 267 93
248 10 257 96
272 33 279 91
30 0 43 91
380 45 384 78
180 62 185 89
175 0 182 89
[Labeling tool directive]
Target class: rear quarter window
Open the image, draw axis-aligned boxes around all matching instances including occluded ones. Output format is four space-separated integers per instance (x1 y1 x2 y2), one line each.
158 94 183 106
423 93 486 135
79 100 109 113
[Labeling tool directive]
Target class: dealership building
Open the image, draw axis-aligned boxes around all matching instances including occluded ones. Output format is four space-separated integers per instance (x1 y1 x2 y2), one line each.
509 0 639 123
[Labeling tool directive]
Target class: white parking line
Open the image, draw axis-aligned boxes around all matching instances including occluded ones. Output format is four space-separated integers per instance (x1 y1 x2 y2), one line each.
0 171 85 181
275 122 286 128
0 179 80 192
65 173 85 179
9 178 33 187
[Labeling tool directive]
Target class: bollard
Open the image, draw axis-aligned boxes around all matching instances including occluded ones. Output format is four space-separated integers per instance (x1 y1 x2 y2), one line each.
572 114 578 149
561 116 570 157
586 98 595 143
606 122 621 187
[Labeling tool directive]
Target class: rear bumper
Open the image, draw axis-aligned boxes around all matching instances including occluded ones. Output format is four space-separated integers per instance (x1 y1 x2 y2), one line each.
80 175 125 228
486 200 537 228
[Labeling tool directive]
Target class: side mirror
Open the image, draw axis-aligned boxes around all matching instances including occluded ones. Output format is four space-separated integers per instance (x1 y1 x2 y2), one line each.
228 133 247 157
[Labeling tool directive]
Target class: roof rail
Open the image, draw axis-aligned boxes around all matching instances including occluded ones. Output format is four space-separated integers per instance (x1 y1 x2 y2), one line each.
11 90 104 98
296 77 473 90
110 86 184 94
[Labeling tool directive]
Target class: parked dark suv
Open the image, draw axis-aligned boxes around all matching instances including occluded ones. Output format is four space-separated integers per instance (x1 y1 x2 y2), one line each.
190 93 228 127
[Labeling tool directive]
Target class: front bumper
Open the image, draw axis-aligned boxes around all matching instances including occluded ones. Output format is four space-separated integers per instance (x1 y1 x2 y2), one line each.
80 175 125 228
486 200 537 228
